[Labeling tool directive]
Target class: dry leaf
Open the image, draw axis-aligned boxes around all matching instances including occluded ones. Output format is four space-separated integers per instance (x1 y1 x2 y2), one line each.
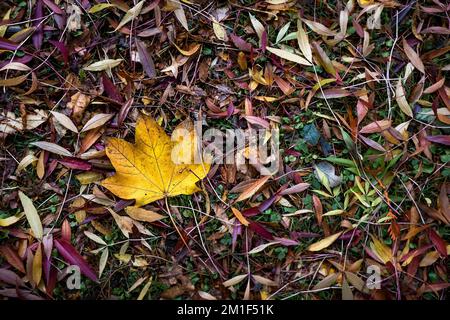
31 141 72 157
125 206 165 223
81 113 114 132
223 274 247 287
266 46 312 66
18 191 43 240
51 111 78 133
107 208 133 238
249 13 264 40
84 59 123 72
297 20 312 62
307 231 343 251
236 175 270 202
403 38 425 73
67 92 90 123
395 81 413 117
114 0 144 31
231 207 249 226
213 20 227 41
102 115 210 206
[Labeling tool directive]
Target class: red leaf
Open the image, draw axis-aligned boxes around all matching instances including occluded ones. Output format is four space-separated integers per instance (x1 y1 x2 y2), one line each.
102 74 123 103
58 157 92 170
428 229 447 257
54 239 98 282
248 220 273 240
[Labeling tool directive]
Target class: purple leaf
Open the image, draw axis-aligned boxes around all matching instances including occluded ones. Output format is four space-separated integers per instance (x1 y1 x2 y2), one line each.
230 33 252 52
242 207 260 217
32 0 44 50
136 40 156 79
54 239 98 282
426 135 450 146
232 223 242 252
279 183 310 196
0 55 32 68
0 37 19 51
118 98 134 126
48 40 69 65
260 30 267 52
273 237 298 246
399 244 433 263
0 269 25 287
258 194 278 212
53 12 66 30
42 0 64 14
42 234 53 285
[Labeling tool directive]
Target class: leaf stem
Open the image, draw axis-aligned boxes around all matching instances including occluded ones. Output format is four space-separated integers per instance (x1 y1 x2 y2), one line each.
164 197 189 249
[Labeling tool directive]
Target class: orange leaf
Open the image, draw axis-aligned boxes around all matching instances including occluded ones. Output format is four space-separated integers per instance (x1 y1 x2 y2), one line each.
231 207 249 226
236 176 270 202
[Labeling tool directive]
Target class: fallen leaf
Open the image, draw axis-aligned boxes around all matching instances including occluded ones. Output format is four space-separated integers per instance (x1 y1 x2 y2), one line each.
51 111 78 133
83 59 123 72
114 0 144 31
18 191 43 240
54 239 98 282
223 274 247 287
297 19 312 62
67 92 90 122
0 213 24 227
213 19 227 41
403 38 425 73
136 40 156 79
266 46 312 66
31 141 72 157
81 113 114 132
249 13 264 40
307 231 343 251
395 81 413 117
236 176 270 202
125 206 165 223
231 207 249 226
102 115 211 206
107 208 133 238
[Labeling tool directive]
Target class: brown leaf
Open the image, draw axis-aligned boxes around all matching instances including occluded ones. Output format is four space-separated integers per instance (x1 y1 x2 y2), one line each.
125 206 165 223
402 39 425 73
236 176 270 202
0 245 25 273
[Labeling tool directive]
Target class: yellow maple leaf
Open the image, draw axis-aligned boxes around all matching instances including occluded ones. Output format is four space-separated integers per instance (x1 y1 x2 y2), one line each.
102 115 210 207
357 0 375 7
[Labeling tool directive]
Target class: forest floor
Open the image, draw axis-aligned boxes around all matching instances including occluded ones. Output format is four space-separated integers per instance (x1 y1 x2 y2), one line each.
0 0 449 300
